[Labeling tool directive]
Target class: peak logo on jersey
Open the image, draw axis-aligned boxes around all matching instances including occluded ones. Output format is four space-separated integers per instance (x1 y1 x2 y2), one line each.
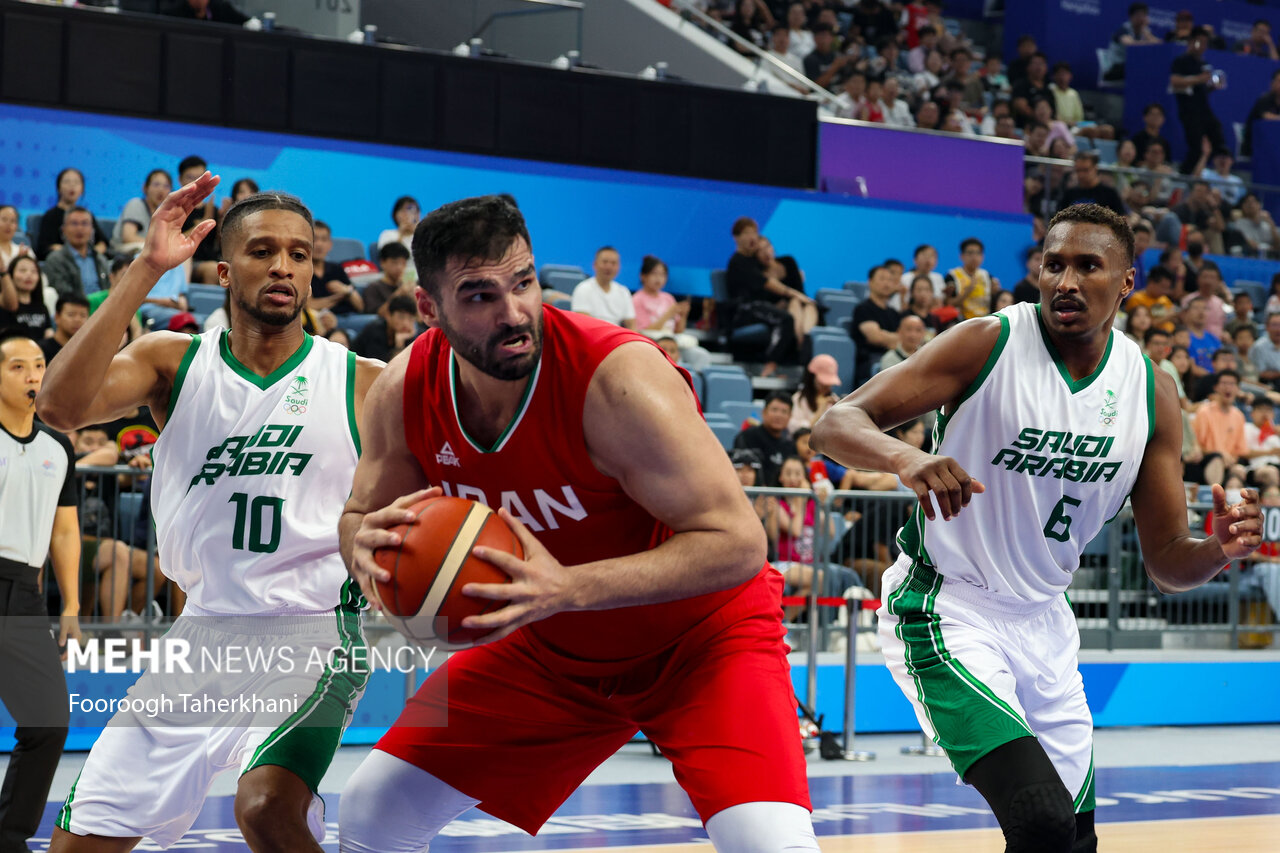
282 375 309 416
990 426 1122 483
1099 390 1119 426
189 423 313 489
436 442 461 467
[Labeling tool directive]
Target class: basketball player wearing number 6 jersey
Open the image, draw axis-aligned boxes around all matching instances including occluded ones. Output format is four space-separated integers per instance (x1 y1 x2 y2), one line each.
39 175 383 853
812 204 1263 853
338 195 816 853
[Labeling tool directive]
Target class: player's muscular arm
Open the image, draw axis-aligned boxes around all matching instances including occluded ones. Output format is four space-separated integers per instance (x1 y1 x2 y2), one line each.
39 172 220 432
575 342 768 605
340 352 433 605
811 316 1000 520
1131 369 1262 593
462 342 767 642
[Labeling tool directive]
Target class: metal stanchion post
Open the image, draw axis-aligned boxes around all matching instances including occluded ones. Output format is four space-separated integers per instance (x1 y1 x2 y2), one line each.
840 596 874 761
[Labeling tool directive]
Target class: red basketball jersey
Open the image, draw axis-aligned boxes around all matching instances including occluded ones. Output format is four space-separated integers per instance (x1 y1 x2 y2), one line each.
404 306 759 660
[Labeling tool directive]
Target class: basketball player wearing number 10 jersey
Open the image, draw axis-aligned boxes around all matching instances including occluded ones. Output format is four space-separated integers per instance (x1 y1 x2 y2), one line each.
41 178 384 853
339 196 817 853
812 204 1263 853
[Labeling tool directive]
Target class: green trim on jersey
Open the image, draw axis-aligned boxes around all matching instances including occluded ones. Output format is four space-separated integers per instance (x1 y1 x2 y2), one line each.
241 601 368 790
449 350 541 453
56 770 82 830
345 350 361 457
218 329 315 391
166 334 202 423
1143 354 1156 445
1075 752 1097 812
1034 305 1114 395
896 313 1009 566
886 560 1035 778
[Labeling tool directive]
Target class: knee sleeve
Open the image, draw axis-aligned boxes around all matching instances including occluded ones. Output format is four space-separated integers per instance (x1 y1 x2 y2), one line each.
704 802 819 853
1004 781 1077 853
1072 809 1097 853
338 750 479 853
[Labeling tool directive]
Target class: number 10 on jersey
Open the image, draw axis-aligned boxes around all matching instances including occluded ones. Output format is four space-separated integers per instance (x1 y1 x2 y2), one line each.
229 492 284 553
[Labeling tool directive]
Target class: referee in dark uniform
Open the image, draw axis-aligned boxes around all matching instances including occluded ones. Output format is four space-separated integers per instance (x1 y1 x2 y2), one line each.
0 331 80 853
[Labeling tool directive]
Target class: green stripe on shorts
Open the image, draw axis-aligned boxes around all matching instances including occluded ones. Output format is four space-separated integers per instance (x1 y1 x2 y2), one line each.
56 770 82 831
241 606 369 791
888 561 1035 778
1075 752 1096 813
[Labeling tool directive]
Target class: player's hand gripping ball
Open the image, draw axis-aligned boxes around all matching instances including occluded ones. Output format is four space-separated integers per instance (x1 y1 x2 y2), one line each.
372 496 518 647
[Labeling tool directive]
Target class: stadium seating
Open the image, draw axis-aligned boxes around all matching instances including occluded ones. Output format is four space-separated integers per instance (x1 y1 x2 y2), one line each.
843 280 869 301
709 270 770 357
701 365 753 412
679 363 705 402
25 213 42 247
543 269 585 294
539 263 587 284
718 399 758 429
328 238 366 263
706 417 738 451
340 313 380 338
186 284 225 316
816 289 857 329
1234 280 1266 313
808 326 855 394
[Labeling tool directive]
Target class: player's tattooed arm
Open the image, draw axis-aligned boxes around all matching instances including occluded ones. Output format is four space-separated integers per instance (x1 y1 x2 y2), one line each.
1132 368 1263 592
812 316 1001 521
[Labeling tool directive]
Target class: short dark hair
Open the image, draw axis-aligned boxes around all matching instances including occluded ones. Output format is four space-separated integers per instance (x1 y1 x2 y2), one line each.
177 154 207 176
55 294 90 315
731 216 758 237
1017 33 1035 46
764 390 793 410
1189 25 1211 40
1046 203 1135 266
1143 102 1165 117
1214 369 1241 387
1128 2 1148 17
960 237 984 253
594 245 619 259
1148 265 1173 283
1133 221 1153 235
386 295 416 316
1031 51 1048 62
0 329 40 355
412 195 531 298
379 241 411 263
1052 61 1071 75
110 255 133 275
391 195 419 222
1197 261 1221 279
918 24 936 38
913 243 934 259
883 257 903 269
65 205 91 219
951 47 971 60
867 264 884 280
1074 150 1100 166
1025 245 1043 262
1143 327 1169 345
1240 192 1260 207
1026 120 1049 133
313 219 331 234
219 191 314 256
1212 347 1236 362
143 168 171 190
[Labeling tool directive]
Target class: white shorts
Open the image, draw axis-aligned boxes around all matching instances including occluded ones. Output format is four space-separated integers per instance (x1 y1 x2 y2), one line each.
57 606 367 848
877 555 1095 812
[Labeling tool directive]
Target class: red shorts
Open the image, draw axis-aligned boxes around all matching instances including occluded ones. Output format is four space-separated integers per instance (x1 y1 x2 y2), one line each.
375 569 811 834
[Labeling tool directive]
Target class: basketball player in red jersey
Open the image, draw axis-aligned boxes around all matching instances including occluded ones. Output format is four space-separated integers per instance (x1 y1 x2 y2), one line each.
337 196 817 852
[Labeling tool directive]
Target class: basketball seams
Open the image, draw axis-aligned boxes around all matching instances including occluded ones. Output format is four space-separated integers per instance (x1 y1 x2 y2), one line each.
438 515 516 642
413 503 491 642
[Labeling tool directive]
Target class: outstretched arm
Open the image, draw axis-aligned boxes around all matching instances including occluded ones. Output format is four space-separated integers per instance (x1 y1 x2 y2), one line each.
811 316 1000 520
1131 369 1262 593
38 173 220 431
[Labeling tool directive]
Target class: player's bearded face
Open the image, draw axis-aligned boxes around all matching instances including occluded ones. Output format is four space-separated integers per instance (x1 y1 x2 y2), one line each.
236 285 305 327
438 305 543 382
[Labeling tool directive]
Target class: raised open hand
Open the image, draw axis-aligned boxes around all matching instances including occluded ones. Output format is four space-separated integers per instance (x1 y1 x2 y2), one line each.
138 172 221 276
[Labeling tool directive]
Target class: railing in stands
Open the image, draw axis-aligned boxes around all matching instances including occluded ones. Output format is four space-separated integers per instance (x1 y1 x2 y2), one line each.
666 0 843 110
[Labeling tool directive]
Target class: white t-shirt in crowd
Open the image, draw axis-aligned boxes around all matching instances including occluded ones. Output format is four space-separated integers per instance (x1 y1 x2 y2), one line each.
891 270 946 310
571 277 636 326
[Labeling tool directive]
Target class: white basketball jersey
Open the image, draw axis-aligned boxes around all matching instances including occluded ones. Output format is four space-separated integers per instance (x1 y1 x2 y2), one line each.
898 302 1155 608
151 331 362 614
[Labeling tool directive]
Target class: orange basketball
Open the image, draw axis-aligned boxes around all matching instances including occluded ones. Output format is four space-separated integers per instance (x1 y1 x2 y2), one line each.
373 496 519 647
